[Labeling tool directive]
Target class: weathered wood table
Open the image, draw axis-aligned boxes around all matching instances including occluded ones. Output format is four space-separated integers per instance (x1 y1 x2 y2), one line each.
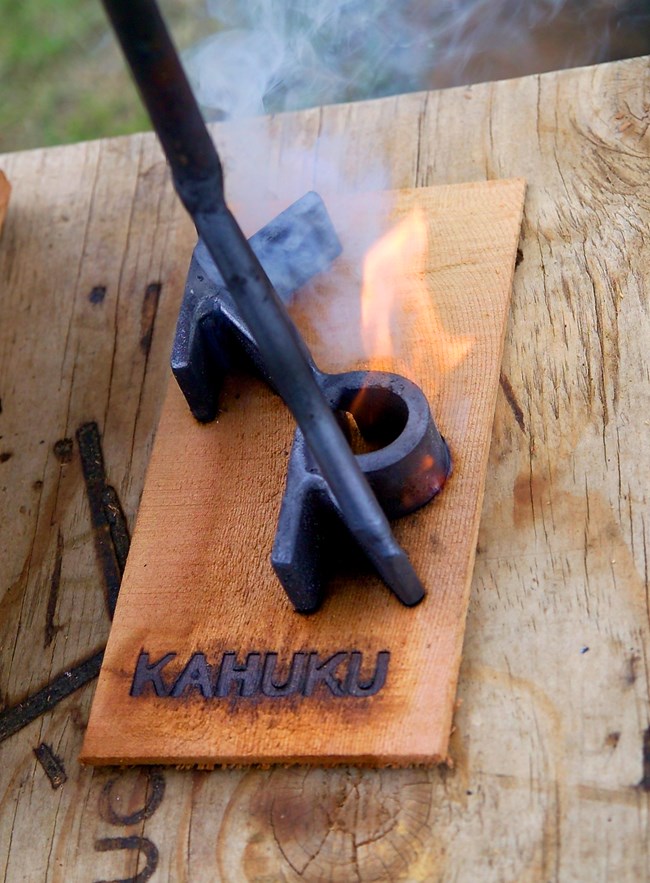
1 56 649 881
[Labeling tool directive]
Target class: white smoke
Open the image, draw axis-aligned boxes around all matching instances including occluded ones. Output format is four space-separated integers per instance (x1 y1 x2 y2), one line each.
179 0 641 365
183 0 600 121
210 114 395 370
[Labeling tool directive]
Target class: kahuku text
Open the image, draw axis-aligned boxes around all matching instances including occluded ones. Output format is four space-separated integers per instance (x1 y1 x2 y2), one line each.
131 650 390 699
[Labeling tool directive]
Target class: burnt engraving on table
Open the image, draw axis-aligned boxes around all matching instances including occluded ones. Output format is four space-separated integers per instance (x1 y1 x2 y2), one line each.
131 650 390 700
0 422 129 744
94 836 158 883
94 768 166 883
33 742 67 789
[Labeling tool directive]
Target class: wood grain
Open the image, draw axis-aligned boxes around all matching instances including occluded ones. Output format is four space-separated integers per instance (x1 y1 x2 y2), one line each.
0 170 9 233
80 180 525 767
1 55 650 880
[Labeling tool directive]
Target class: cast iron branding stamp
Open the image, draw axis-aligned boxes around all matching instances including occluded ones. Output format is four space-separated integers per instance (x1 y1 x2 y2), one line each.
131 650 390 699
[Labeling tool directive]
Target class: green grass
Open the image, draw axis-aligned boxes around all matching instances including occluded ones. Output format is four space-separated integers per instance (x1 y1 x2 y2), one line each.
0 0 211 153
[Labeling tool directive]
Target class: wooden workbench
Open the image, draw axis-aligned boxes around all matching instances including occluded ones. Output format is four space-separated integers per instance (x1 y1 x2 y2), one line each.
1 56 649 881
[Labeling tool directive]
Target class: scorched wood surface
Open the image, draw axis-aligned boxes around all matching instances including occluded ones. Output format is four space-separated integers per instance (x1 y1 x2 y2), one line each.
80 180 525 768
1 55 649 881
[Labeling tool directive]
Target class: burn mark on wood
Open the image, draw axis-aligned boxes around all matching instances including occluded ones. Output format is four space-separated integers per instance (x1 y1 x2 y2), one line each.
0 451 13 463
99 769 166 826
131 653 176 697
77 422 124 618
625 653 640 686
216 652 264 698
0 443 129 740
140 282 162 355
44 530 64 648
173 653 215 698
33 742 67 789
102 486 131 576
130 649 390 700
304 652 347 697
345 651 390 696
53 438 73 463
499 372 526 433
262 652 309 697
93 836 158 883
89 285 107 304
638 726 650 791
0 650 103 743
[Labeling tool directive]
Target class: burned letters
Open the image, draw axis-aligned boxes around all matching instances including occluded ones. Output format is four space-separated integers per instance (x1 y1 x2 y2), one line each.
131 650 390 700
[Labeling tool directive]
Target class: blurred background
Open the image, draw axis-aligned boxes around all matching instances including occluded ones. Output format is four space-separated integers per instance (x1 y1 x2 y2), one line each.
1 0 649 154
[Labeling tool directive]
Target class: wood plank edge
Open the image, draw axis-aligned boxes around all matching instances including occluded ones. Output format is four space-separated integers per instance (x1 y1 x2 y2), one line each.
78 751 452 769
0 170 11 233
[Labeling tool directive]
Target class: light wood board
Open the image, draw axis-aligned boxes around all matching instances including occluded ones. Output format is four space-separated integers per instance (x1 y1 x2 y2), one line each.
0 170 9 232
81 180 525 766
2 56 650 881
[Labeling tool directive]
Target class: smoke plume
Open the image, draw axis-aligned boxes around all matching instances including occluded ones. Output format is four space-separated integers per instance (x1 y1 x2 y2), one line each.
179 0 649 365
182 0 640 121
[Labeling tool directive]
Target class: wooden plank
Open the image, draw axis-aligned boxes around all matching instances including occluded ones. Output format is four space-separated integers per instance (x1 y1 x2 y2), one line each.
0 170 9 232
1 55 650 879
80 179 526 767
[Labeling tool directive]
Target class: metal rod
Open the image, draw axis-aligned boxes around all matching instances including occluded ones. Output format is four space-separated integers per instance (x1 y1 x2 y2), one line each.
101 0 426 606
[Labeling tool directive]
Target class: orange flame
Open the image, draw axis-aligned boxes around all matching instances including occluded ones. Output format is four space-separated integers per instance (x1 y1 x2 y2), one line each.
359 207 473 380
354 208 473 509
